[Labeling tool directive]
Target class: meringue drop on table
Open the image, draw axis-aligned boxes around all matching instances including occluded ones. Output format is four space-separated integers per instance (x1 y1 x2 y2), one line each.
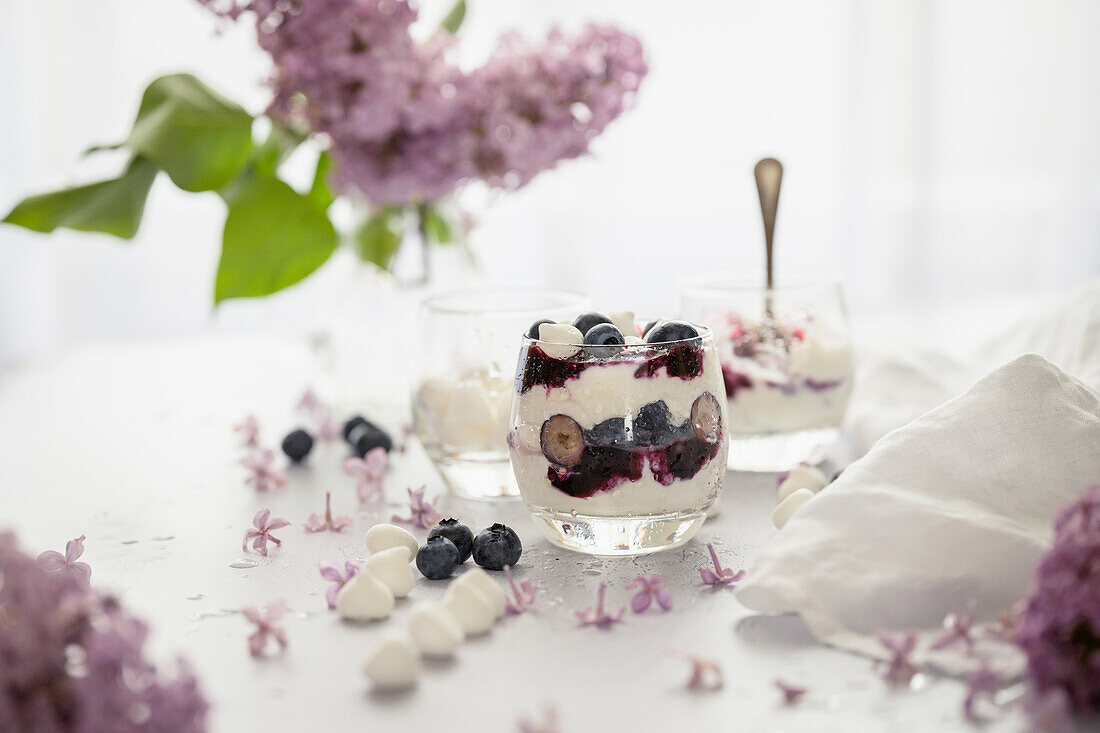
413 288 588 500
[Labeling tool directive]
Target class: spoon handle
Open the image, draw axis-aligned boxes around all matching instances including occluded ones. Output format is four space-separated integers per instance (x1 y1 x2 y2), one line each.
753 158 783 291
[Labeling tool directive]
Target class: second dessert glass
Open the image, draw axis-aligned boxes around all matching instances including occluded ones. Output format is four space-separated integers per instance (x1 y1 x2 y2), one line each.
508 323 729 555
680 273 854 471
413 288 588 500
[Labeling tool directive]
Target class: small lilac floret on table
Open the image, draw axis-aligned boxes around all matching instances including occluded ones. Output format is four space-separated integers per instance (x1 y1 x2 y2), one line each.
304 491 353 533
627 574 672 613
243 508 290 556
318 560 361 610
576 582 624 628
242 600 288 657
344 447 387 503
391 485 442 530
698 543 745 586
504 566 539 615
241 448 286 491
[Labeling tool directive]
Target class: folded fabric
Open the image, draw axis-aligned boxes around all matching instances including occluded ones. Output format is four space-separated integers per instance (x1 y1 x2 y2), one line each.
736 354 1100 675
847 278 1100 453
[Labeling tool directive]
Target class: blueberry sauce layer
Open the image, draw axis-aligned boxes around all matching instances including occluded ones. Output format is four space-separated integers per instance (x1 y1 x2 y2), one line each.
546 435 720 498
721 363 845 399
519 343 705 394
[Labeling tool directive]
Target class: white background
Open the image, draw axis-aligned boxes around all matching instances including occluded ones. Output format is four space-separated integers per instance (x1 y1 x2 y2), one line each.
1 0 1098 364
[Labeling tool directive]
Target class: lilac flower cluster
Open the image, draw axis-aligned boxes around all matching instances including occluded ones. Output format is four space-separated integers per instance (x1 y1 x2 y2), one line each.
0 532 207 732
196 0 647 204
1017 486 1100 714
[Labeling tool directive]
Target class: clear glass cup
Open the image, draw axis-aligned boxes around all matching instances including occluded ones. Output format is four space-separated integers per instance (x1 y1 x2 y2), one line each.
679 273 854 472
508 323 729 555
413 288 588 500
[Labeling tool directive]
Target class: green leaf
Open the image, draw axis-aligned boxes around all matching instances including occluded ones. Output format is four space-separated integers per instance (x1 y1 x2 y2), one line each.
354 207 404 270
307 152 335 211
252 118 308 178
440 0 466 33
127 74 254 193
215 173 338 303
2 157 158 239
420 204 452 244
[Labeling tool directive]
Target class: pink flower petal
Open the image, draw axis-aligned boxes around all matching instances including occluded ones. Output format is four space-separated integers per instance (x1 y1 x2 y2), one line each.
241 607 263 624
65 535 86 564
253 508 271 528
655 587 673 611
265 518 292 531
247 630 267 656
69 562 92 587
36 550 67 571
631 591 651 614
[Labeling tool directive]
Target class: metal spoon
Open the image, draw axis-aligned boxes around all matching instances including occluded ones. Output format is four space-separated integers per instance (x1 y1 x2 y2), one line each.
753 157 783 323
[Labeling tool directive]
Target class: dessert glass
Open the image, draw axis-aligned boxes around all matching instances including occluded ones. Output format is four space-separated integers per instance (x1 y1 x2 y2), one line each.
680 274 854 472
508 324 729 555
414 289 588 500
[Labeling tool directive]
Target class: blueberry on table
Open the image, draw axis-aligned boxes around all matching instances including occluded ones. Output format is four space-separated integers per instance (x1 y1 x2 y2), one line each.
572 311 613 336
583 323 626 359
644 320 700 344
281 429 314 462
342 415 369 443
428 518 474 563
526 318 556 340
472 523 522 571
540 414 585 467
352 422 393 457
416 536 460 579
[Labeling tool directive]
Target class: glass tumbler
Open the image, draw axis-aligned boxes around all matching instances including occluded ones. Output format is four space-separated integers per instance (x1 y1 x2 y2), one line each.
413 288 588 500
509 323 729 555
680 274 854 472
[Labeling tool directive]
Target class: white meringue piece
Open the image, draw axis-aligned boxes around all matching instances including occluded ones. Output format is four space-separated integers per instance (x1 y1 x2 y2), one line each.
772 488 815 529
536 323 584 360
624 335 645 345
408 601 465 657
453 568 506 619
336 568 395 621
443 581 495 636
365 523 419 558
365 546 416 599
607 310 636 337
363 632 420 690
777 464 829 501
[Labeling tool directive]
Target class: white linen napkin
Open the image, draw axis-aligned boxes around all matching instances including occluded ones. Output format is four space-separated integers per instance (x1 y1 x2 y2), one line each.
846 279 1100 453
736 354 1100 674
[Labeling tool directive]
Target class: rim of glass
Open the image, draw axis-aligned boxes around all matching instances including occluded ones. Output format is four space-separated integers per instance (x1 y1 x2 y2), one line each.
523 324 714 349
421 287 588 316
679 268 843 297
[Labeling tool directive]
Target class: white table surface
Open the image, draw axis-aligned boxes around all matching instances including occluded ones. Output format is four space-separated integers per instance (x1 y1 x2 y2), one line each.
0 335 1023 733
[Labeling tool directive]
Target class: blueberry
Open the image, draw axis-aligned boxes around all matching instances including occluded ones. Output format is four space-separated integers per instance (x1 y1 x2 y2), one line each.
690 392 723 444
526 318 556 340
644 320 700 344
540 414 585 467
583 322 625 358
351 422 393 456
585 417 631 448
427 518 474 563
572 311 613 336
416 536 460 579
281 429 313 462
642 320 659 337
472 523 522 571
342 415 369 443
633 401 674 445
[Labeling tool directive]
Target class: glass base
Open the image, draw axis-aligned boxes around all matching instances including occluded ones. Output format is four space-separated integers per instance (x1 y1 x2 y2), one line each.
526 507 708 556
727 427 840 472
428 451 520 501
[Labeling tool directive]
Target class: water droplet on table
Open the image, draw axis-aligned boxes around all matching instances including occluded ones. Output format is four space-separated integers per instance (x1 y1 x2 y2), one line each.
121 540 138 545
153 535 175 541
186 593 205 601
582 569 601 576
229 559 258 569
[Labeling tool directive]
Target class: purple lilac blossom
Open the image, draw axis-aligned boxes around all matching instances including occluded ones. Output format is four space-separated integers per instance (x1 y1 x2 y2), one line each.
1016 485 1100 714
0 532 208 732
195 0 646 205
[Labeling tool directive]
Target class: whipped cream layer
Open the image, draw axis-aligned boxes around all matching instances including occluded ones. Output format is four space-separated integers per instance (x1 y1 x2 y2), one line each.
509 344 729 517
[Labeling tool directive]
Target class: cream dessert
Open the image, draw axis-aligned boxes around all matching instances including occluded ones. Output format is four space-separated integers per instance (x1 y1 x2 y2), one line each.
508 311 729 554
720 315 853 437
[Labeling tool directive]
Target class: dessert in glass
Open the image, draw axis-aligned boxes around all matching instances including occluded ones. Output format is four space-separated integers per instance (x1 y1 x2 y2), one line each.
680 274 854 472
413 289 588 500
508 312 729 555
